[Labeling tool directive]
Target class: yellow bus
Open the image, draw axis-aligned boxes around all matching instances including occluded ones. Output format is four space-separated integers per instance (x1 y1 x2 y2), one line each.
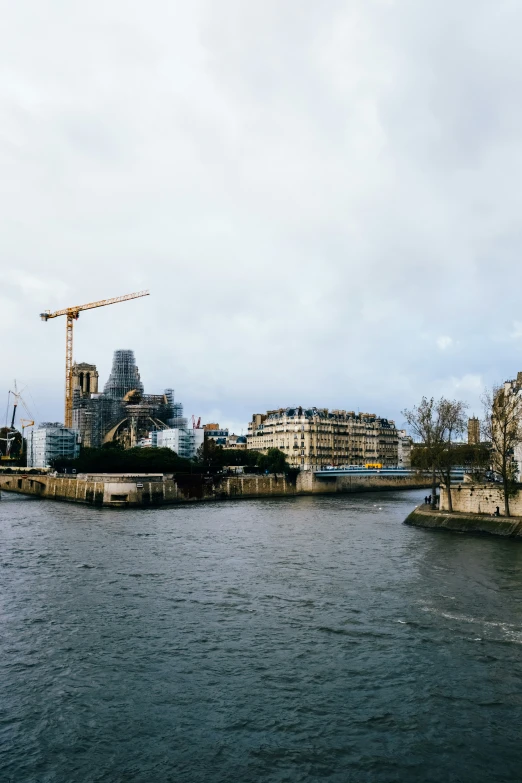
364 463 382 469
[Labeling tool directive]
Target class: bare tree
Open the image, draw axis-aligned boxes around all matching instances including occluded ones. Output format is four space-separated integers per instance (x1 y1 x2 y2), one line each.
436 399 468 512
482 384 522 517
403 397 468 511
403 397 444 508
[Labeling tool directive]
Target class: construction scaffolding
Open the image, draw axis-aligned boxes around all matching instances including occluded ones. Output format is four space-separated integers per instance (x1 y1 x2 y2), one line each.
29 423 80 467
103 350 144 399
164 388 187 428
73 391 121 448
72 351 178 449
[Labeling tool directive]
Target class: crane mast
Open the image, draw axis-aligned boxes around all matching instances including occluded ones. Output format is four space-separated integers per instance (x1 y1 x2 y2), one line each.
40 290 149 428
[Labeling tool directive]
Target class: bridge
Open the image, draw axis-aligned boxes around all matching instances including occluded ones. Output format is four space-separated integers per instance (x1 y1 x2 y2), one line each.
313 467 466 480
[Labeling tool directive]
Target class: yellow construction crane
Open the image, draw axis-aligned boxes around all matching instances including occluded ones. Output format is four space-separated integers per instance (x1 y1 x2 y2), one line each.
40 291 150 428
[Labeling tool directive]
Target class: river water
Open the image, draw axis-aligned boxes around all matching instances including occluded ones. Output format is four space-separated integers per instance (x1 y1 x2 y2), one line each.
1 489 522 782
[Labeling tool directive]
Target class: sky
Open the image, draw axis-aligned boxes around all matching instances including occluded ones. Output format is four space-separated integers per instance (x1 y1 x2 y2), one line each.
2 0 522 434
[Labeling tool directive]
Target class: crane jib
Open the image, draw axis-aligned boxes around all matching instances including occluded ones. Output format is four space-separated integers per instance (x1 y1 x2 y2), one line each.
40 290 150 320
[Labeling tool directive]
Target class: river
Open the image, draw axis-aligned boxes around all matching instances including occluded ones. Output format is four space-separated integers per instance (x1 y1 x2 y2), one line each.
1 489 522 782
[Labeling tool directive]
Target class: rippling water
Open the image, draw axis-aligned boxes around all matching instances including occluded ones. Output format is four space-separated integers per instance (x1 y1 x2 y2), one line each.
2 489 522 782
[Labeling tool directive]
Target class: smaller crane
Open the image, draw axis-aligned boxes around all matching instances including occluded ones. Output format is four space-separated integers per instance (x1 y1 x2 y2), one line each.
1 381 34 460
192 415 201 429
20 418 35 441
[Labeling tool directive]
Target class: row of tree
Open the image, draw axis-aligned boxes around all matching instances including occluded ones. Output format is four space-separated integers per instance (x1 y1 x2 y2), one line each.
404 385 522 516
48 439 295 478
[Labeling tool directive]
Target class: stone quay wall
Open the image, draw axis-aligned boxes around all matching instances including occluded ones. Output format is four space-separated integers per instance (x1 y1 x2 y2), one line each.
297 472 430 494
441 484 522 516
0 474 184 507
0 470 430 508
405 505 522 538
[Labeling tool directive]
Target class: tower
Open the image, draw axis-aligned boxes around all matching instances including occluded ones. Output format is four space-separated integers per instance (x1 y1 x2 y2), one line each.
468 417 480 445
71 362 99 397
103 350 144 400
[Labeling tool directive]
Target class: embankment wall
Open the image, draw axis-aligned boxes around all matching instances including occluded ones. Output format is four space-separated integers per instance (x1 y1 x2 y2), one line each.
0 470 430 508
405 505 522 538
441 484 522 516
297 472 429 494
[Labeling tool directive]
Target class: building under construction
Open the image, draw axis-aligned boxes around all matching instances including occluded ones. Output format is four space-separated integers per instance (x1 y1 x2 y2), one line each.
73 349 183 449
29 423 80 467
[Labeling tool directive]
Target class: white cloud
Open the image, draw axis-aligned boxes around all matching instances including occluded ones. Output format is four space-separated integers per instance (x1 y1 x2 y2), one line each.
2 0 522 428
436 336 454 351
511 321 522 339
451 374 484 394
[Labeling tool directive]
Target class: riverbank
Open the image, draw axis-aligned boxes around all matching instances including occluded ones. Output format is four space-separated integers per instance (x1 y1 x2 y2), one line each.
405 505 522 538
0 470 430 507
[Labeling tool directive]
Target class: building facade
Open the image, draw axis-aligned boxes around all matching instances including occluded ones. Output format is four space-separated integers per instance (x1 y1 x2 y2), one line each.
29 423 80 468
153 427 204 460
224 434 248 451
204 424 229 445
396 430 413 468
247 407 399 469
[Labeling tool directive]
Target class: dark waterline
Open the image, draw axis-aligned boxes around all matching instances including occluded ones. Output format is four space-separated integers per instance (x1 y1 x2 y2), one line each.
1 489 522 782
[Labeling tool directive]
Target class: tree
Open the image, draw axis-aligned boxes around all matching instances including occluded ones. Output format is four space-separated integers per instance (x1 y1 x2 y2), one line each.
257 448 288 475
195 438 263 472
51 446 193 474
482 385 522 517
436 399 468 512
195 438 226 471
403 397 468 511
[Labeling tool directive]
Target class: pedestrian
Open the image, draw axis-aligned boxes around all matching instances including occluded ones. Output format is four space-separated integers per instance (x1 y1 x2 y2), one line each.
424 495 428 505
428 494 432 505
495 506 500 517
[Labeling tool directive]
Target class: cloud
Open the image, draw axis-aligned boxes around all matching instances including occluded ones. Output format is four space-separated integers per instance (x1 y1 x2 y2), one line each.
511 322 522 340
451 374 484 394
436 336 454 351
2 0 522 431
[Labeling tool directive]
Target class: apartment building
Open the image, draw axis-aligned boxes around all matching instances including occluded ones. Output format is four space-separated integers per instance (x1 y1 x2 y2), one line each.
152 427 204 460
396 430 414 468
247 407 399 469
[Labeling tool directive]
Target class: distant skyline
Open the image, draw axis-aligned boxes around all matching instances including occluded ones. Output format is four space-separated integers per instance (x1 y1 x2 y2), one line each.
3 1 522 434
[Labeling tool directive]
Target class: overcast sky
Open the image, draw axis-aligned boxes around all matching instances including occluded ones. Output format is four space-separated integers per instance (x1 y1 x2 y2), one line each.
2 0 522 433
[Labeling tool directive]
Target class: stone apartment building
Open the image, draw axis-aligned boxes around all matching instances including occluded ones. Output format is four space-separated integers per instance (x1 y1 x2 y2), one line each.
247 407 399 469
396 430 414 468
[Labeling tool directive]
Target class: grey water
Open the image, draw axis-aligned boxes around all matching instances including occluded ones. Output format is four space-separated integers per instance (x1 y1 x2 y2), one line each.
1 490 522 783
